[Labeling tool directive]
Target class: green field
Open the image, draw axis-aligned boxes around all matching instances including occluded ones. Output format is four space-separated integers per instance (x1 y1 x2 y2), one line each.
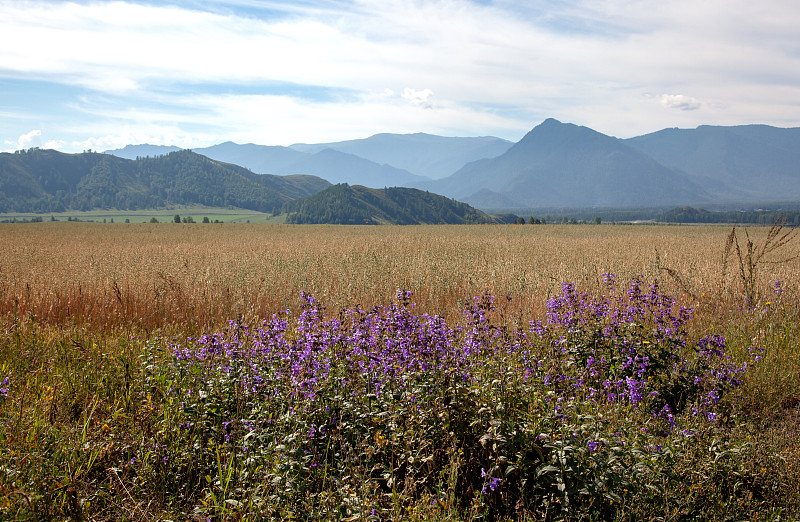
0 206 283 224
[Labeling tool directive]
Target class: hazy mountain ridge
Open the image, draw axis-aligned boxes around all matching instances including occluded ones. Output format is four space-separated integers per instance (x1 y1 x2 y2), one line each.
44 119 800 214
0 149 491 224
103 122 800 209
194 142 309 174
413 119 710 208
624 124 800 201
104 144 181 159
289 133 513 179
273 148 427 186
106 134 513 187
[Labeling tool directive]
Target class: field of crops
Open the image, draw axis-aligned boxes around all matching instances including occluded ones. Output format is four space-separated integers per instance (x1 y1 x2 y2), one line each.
1 222 799 520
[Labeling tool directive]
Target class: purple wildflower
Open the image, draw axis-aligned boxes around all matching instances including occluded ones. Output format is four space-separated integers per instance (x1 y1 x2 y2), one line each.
481 468 502 495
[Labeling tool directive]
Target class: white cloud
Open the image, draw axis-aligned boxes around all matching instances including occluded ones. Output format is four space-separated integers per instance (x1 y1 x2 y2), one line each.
19 130 42 149
70 125 198 152
2 130 43 152
1 130 65 152
659 94 702 111
176 90 528 146
401 88 434 109
43 139 66 150
1 0 800 148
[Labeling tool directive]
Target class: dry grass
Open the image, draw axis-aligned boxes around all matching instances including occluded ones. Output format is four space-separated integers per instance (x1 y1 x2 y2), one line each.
1 221 799 520
1 222 798 332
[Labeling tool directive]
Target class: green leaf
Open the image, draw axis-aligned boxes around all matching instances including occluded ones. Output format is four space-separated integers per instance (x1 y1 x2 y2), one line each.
536 465 559 477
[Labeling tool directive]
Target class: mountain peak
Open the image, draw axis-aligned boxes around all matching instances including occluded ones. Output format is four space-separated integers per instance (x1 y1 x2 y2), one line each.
540 117 564 126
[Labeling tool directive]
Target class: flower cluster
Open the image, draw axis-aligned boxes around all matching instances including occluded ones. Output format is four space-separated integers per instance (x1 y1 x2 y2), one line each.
532 277 754 427
141 276 759 518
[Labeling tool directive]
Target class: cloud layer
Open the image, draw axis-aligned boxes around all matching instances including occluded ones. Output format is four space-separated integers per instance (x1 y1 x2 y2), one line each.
1 0 799 151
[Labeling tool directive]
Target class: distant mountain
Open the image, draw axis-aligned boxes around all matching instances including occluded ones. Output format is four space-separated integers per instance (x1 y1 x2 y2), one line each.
107 142 429 187
193 142 308 174
275 148 426 186
0 148 330 213
104 144 181 159
461 188 526 208
415 119 708 208
284 183 494 224
99 120 800 211
290 133 513 179
625 124 800 201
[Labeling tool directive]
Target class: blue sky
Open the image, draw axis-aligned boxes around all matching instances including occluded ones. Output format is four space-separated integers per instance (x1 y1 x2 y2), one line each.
2 0 799 152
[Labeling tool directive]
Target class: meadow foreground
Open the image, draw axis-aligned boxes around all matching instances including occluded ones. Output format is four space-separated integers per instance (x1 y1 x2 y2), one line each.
0 223 798 520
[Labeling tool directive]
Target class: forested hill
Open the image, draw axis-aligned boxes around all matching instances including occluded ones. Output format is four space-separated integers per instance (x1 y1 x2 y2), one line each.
284 184 494 224
0 148 330 213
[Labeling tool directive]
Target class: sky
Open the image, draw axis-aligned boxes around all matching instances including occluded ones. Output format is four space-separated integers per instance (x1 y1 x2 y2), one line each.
1 0 800 153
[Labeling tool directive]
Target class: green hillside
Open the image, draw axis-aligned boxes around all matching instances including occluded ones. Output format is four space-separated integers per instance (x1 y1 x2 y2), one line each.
283 184 493 224
0 148 330 213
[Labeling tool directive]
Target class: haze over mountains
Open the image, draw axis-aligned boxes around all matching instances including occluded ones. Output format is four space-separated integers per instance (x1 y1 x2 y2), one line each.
289 133 513 180
0 148 500 224
625 124 800 202
106 134 511 187
417 119 707 208
106 119 800 209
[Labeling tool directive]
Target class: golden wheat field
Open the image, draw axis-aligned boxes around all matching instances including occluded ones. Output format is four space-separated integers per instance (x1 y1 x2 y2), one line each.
2 222 797 331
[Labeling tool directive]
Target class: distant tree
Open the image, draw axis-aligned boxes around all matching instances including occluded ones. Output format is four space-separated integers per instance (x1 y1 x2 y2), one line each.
202 216 210 223
150 217 159 223
124 218 130 223
110 218 114 223
174 214 181 223
594 216 602 224
182 216 195 223
515 217 526 224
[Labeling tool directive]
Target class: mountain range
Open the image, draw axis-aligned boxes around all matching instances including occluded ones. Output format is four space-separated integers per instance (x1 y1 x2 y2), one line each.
106 133 512 187
0 148 498 224
288 133 513 180
106 119 800 209
625 124 800 202
416 119 707 208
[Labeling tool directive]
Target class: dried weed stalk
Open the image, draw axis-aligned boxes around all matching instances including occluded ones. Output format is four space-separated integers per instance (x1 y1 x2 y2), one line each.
722 219 798 304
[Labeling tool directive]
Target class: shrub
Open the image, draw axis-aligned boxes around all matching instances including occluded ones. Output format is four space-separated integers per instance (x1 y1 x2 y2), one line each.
135 277 760 520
